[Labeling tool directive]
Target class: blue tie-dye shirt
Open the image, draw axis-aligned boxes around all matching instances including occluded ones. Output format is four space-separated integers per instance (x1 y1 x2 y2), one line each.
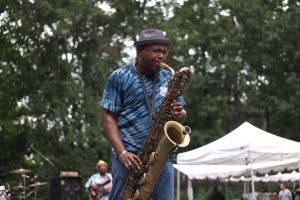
101 63 185 157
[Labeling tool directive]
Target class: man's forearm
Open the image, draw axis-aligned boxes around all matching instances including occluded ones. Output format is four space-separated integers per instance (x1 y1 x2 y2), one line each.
102 108 126 157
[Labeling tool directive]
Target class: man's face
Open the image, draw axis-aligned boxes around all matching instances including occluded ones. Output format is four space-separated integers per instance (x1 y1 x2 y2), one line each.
280 184 285 190
98 163 107 175
138 44 169 75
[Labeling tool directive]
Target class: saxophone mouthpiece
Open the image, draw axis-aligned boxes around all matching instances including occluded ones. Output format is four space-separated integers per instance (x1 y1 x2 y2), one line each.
159 62 175 75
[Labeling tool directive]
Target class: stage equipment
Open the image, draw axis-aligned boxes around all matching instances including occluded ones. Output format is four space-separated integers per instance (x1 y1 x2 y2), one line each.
49 176 82 200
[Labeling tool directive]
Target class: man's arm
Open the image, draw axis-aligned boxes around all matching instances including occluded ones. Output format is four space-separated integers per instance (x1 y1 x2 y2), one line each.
102 108 125 158
103 182 112 191
102 108 142 171
85 177 92 189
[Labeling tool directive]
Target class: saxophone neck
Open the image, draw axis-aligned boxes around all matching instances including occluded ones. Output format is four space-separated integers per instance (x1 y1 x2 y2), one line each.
160 62 175 75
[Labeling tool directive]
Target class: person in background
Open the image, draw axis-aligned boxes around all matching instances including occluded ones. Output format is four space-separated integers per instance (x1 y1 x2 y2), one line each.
101 28 187 200
278 183 292 200
292 182 300 200
85 160 112 200
208 185 225 200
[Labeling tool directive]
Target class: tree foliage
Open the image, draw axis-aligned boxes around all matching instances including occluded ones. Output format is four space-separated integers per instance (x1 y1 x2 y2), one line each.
168 0 300 149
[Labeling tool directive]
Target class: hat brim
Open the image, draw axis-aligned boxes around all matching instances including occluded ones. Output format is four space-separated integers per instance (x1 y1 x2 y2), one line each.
134 39 171 47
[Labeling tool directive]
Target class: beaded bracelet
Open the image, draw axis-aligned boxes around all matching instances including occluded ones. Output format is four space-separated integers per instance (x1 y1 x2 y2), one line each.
118 150 127 160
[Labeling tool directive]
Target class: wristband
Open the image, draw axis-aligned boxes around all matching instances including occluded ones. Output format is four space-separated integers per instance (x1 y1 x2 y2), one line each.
118 150 127 160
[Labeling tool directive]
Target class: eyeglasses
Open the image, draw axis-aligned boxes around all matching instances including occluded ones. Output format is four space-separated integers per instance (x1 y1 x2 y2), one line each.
147 48 169 56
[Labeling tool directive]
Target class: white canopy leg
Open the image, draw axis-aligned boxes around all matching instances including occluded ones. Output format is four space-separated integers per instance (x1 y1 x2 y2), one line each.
187 178 193 200
177 169 180 200
250 166 256 200
298 153 300 182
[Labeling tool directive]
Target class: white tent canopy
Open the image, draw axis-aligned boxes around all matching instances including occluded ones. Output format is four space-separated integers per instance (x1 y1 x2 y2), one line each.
265 171 300 182
228 171 300 182
175 122 300 200
177 122 300 165
173 158 299 180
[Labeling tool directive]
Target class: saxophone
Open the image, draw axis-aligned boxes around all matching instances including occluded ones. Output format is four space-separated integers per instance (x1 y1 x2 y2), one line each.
121 63 192 200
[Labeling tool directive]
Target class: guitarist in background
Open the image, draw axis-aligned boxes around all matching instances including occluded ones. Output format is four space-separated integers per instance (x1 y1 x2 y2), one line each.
85 160 112 200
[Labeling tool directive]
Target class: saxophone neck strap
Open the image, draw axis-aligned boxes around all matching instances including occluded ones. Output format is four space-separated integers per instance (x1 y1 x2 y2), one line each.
136 69 158 121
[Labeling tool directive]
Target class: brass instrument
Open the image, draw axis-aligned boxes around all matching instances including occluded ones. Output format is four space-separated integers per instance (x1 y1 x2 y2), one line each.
121 63 192 200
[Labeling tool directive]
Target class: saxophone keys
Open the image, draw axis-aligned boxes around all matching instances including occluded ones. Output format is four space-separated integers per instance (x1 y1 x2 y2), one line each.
145 152 157 171
148 152 157 164
139 173 148 184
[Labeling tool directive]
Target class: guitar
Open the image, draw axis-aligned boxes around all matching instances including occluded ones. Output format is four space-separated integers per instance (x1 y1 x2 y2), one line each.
88 179 111 200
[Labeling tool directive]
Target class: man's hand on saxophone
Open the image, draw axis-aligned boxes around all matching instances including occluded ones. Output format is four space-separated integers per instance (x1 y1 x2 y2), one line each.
118 150 141 173
171 100 187 122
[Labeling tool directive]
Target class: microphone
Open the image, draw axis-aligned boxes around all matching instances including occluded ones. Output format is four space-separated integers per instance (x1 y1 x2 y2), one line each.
26 143 55 166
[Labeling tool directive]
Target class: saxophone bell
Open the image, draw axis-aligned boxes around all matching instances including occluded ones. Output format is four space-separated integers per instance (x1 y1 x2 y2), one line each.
164 121 190 148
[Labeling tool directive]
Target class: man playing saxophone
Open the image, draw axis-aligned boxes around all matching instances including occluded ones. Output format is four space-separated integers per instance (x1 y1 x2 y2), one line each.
101 29 187 200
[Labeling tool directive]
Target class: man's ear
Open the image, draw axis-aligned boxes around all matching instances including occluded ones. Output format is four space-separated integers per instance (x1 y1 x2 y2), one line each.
137 46 146 56
137 47 142 56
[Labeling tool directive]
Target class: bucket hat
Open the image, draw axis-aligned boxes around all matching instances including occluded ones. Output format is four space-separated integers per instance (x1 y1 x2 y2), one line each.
134 29 171 47
96 160 107 168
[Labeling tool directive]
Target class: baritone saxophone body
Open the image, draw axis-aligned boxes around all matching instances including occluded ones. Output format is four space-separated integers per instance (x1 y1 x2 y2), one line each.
121 63 192 200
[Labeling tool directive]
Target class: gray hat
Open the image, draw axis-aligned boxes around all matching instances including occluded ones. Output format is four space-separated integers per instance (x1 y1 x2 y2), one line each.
134 29 171 47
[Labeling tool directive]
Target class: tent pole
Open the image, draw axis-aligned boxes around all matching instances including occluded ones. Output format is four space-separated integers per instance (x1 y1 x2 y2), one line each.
187 178 193 200
298 162 300 182
247 146 256 200
298 152 300 182
177 168 180 200
225 181 228 200
243 181 246 199
250 165 255 200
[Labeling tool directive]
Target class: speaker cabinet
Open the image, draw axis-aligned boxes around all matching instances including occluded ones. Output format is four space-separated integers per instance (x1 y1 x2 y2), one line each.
49 176 83 200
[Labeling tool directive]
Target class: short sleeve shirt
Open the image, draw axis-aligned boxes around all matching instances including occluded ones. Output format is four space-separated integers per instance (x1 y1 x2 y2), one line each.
85 173 112 189
101 63 186 155
279 188 292 200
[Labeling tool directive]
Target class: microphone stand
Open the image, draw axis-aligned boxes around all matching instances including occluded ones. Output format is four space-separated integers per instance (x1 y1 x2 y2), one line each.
30 144 55 166
26 175 38 200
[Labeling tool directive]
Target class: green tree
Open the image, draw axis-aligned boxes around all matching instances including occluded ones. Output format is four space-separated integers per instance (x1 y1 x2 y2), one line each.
168 0 300 152
0 0 120 189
